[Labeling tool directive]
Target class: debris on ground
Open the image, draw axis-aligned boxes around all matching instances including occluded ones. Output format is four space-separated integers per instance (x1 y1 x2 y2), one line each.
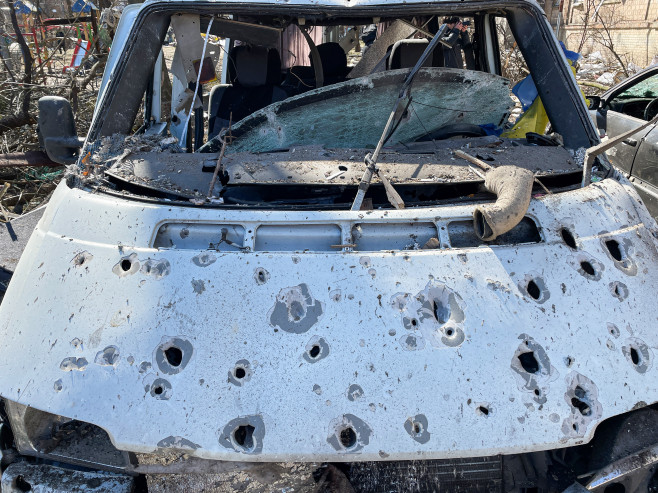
91 134 182 164
574 51 644 95
0 167 63 219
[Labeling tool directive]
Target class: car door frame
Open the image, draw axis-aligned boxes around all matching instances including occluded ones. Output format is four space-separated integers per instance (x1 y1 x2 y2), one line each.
597 66 658 219
596 66 658 174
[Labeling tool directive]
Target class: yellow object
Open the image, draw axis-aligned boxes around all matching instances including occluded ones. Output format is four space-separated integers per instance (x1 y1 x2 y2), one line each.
502 60 589 139
502 96 549 138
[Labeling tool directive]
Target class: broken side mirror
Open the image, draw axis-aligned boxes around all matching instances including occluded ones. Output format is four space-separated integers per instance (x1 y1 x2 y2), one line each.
587 95 602 111
38 96 83 165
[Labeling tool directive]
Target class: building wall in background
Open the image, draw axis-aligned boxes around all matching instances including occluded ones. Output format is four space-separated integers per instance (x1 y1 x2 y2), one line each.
559 0 658 67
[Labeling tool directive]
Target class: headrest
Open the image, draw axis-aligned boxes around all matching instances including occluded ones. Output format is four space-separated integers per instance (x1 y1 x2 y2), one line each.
310 42 348 78
228 45 281 87
389 39 431 70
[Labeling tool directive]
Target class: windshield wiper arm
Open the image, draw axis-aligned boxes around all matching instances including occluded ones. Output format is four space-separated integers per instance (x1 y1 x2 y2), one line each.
350 24 450 211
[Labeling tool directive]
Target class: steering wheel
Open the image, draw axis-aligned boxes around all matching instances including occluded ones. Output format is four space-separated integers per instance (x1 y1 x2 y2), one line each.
644 97 658 120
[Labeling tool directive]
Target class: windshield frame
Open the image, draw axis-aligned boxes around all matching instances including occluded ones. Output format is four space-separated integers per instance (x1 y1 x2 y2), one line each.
86 0 598 154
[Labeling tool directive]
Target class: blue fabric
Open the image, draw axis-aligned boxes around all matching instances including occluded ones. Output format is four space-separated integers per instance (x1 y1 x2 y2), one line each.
13 1 33 14
512 76 537 111
560 41 581 64
512 42 581 111
72 0 97 13
479 123 503 136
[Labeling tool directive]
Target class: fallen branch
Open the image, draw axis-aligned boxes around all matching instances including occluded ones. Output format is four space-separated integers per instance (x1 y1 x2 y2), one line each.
0 151 61 168
578 80 610 91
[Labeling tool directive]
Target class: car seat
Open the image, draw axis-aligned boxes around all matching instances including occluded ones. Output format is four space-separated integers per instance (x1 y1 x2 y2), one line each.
208 45 286 139
388 38 444 70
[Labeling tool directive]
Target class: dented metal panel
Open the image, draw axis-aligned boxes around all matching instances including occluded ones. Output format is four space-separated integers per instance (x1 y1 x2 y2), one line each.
0 177 657 461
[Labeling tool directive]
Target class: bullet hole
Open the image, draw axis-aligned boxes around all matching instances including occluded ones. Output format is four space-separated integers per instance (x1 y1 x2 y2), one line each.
150 378 172 399
219 416 264 454
609 281 629 301
527 280 541 300
14 475 31 492
445 328 454 337
228 360 252 385
569 386 593 416
605 239 623 262
339 427 357 448
562 372 603 436
72 251 93 268
309 345 321 358
604 483 626 493
518 351 540 374
165 347 183 367
234 425 255 450
630 347 640 366
411 318 418 327
121 259 132 272
477 405 489 416
304 337 330 363
580 261 596 276
534 388 541 397
403 414 430 443
171 115 180 124
432 299 449 324
254 268 270 285
156 338 193 375
565 356 574 367
622 339 651 373
571 396 592 416
561 228 577 249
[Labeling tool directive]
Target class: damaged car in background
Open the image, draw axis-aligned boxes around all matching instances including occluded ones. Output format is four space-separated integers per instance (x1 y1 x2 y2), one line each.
0 0 658 491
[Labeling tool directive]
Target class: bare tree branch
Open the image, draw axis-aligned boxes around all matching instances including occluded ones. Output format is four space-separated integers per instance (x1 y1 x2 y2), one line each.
592 5 630 77
0 0 35 136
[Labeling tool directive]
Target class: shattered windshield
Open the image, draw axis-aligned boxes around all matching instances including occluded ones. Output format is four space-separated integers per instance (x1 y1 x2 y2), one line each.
86 11 587 208
199 68 511 154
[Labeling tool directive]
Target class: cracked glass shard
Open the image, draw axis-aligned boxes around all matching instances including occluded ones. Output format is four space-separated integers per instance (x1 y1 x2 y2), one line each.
220 68 511 153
